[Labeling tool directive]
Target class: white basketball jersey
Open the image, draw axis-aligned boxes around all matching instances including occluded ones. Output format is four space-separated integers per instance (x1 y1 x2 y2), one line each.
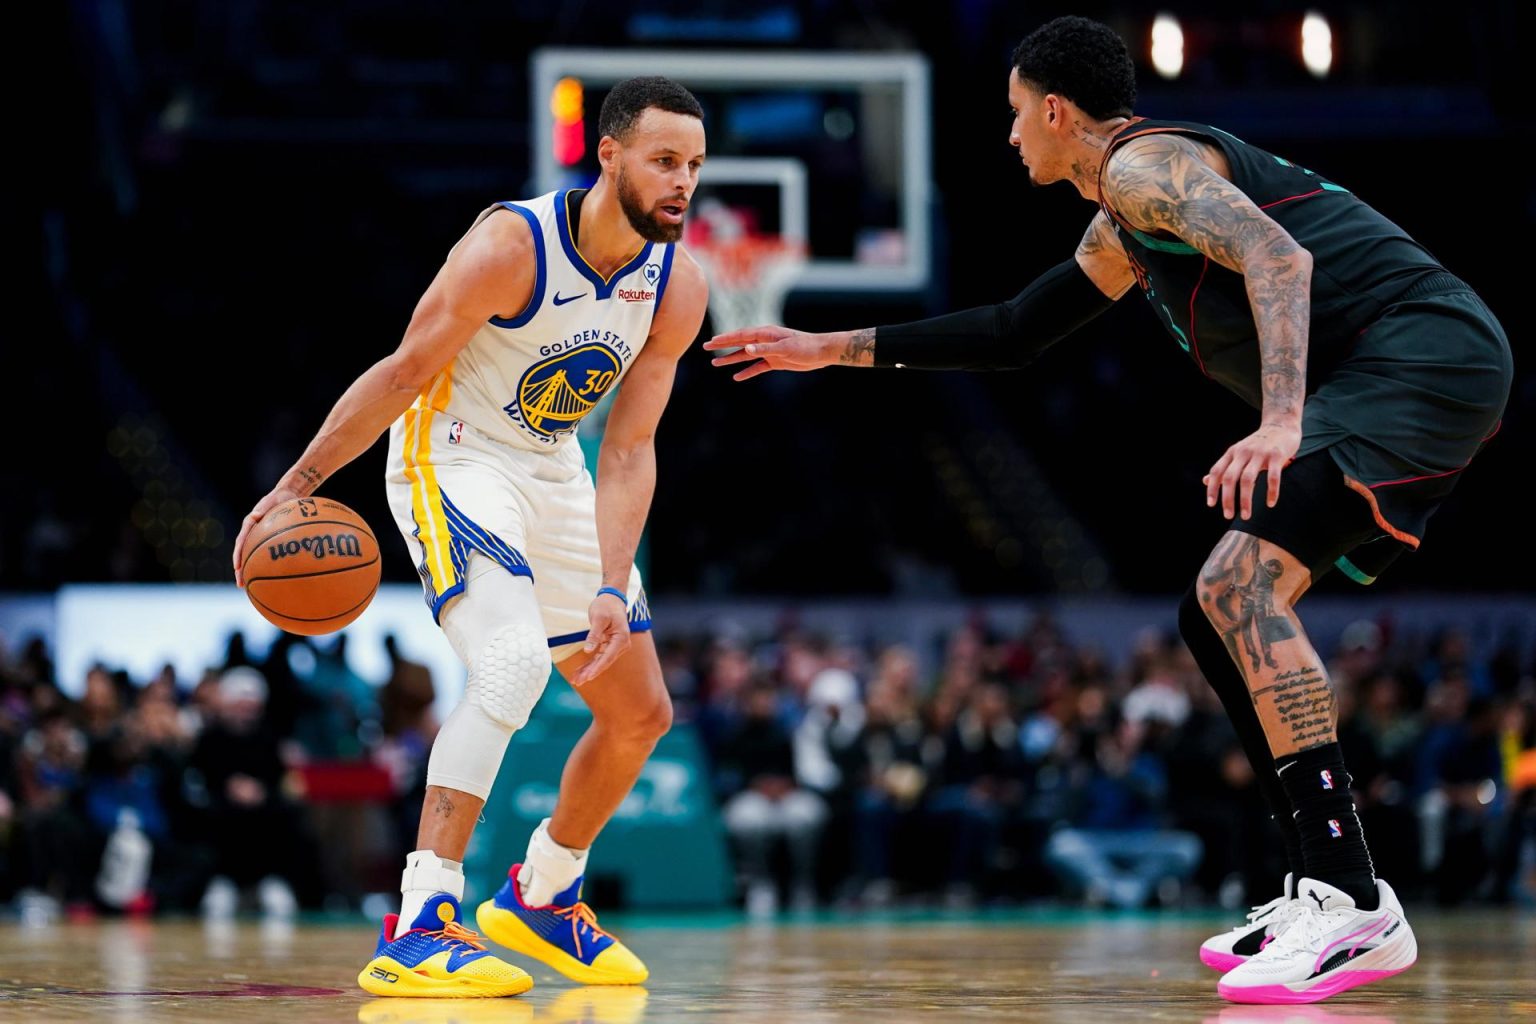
408 189 675 455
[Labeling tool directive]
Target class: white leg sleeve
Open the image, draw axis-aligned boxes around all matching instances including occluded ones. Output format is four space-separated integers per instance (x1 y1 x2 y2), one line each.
426 554 552 800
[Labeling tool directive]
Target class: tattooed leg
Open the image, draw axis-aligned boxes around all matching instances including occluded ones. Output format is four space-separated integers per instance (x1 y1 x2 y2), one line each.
415 785 487 861
1197 531 1333 757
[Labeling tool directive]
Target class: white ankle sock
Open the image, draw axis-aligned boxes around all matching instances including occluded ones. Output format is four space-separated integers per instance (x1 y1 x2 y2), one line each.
516 818 588 907
396 850 464 939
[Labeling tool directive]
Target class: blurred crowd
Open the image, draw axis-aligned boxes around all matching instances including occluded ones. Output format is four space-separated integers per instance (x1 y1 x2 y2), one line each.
677 613 1536 915
2 608 1534 921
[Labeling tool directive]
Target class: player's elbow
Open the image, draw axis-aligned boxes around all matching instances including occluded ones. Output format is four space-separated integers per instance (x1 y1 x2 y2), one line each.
600 434 656 467
382 353 437 397
1260 233 1312 272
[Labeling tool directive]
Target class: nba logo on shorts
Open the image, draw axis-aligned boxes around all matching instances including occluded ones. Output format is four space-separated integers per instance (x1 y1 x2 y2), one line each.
1320 769 1334 790
448 421 464 445
1327 819 1342 838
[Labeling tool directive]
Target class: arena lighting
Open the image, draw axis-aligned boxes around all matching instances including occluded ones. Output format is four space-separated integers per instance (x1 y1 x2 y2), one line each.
1151 14 1184 80
551 76 585 165
1302 11 1333 78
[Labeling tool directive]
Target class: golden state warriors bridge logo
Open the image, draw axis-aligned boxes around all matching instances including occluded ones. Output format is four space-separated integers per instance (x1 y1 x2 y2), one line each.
505 343 623 442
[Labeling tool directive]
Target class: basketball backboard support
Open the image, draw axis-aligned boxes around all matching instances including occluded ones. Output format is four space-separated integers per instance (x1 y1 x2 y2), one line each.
531 48 932 295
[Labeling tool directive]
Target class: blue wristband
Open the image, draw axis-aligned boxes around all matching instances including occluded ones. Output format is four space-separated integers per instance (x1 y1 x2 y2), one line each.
596 586 628 605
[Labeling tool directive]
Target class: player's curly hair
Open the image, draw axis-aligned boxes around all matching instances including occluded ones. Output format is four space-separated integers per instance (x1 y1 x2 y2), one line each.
1012 16 1136 122
598 76 704 142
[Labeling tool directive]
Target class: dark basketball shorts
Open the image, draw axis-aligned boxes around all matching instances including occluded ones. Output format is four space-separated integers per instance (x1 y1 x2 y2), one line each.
1236 274 1512 585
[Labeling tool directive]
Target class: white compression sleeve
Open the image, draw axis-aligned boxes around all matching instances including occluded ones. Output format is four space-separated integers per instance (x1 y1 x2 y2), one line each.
426 554 552 800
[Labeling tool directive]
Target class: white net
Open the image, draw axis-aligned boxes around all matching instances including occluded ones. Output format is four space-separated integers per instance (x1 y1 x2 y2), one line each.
692 242 805 335
686 198 804 335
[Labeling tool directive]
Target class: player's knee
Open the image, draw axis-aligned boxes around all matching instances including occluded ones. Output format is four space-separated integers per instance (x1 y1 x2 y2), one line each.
465 622 552 732
599 688 672 747
640 692 674 742
1191 565 1242 631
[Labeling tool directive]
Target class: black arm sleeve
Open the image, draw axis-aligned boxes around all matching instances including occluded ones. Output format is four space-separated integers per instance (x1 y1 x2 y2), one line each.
873 258 1117 370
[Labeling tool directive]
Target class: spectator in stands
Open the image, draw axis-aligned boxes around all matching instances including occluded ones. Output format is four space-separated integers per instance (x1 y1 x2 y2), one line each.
716 680 827 916
929 681 1023 906
1045 714 1202 908
186 666 319 918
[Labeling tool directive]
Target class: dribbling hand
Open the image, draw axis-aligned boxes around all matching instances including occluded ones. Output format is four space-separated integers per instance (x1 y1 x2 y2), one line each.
572 592 631 686
703 326 836 380
233 486 302 587
1204 422 1302 520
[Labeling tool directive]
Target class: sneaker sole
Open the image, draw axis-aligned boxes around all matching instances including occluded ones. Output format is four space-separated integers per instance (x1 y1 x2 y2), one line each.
477 901 648 985
1218 924 1418 1004
1199 947 1247 972
357 955 534 998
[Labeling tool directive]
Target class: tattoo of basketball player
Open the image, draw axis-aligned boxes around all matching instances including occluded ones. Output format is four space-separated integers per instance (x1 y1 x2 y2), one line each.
1102 134 1309 423
297 466 324 493
841 328 876 366
433 790 455 817
1201 533 1298 672
1252 666 1335 750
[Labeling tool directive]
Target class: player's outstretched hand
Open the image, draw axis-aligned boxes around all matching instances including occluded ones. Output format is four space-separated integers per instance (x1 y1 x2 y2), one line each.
233 486 302 587
572 593 632 686
1204 422 1302 520
703 326 838 380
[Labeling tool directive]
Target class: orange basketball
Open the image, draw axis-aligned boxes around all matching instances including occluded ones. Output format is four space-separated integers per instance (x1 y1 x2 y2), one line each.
241 497 382 635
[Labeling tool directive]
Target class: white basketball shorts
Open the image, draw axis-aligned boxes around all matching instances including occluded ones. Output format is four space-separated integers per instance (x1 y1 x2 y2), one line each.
384 411 650 662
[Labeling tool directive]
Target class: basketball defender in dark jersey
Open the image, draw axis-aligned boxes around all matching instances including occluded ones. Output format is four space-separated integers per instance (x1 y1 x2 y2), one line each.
706 15 1511 1006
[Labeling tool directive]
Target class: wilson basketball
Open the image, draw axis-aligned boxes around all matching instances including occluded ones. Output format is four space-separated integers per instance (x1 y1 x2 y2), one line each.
241 497 381 635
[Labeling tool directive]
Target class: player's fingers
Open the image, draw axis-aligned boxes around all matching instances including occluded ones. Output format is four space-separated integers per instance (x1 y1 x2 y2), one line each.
232 516 256 585
1206 451 1235 508
1238 459 1264 520
582 618 613 654
733 361 777 382
703 328 783 350
576 627 629 686
1266 453 1285 508
1220 452 1248 520
709 346 765 367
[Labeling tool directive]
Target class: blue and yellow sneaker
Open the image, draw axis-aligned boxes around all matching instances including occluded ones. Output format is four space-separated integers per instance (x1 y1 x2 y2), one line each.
358 892 534 998
476 864 648 985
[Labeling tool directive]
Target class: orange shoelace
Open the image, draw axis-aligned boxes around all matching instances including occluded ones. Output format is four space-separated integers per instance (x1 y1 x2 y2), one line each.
553 901 612 958
427 921 488 952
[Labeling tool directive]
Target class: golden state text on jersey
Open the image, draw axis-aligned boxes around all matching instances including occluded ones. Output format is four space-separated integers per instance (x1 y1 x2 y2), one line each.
508 331 635 443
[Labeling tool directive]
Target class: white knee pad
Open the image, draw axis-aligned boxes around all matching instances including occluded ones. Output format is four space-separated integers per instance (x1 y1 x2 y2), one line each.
428 559 552 800
464 621 551 730
427 622 550 799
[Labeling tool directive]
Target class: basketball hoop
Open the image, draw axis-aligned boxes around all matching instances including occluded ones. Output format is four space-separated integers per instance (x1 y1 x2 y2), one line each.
688 234 806 335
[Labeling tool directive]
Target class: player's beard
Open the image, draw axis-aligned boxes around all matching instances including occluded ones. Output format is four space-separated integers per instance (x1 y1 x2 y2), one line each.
617 166 684 243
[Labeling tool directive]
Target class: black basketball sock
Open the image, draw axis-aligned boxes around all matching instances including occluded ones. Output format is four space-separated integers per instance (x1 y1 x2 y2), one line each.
1178 588 1303 898
1277 743 1378 910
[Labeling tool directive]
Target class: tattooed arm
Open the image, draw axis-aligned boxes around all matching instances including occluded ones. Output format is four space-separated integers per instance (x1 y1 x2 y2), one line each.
1076 211 1138 300
1101 133 1313 519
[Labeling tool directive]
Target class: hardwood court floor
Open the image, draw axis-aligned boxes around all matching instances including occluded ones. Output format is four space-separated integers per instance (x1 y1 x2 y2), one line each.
0 909 1531 1022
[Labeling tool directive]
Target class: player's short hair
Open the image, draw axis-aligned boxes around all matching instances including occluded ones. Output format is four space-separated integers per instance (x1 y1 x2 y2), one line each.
1012 16 1136 121
598 76 704 142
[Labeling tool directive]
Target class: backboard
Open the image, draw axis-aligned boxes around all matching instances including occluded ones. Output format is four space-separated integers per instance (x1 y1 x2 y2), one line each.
531 48 933 295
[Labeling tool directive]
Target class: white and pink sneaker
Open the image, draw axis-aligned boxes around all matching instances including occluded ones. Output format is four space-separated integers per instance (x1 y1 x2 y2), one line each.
1199 873 1301 972
1217 877 1416 1004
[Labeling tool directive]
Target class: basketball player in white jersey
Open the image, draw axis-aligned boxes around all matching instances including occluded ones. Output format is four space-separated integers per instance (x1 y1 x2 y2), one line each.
233 77 709 997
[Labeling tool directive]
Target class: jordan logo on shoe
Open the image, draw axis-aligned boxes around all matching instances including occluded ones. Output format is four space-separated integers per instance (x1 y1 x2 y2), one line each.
1307 888 1330 911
